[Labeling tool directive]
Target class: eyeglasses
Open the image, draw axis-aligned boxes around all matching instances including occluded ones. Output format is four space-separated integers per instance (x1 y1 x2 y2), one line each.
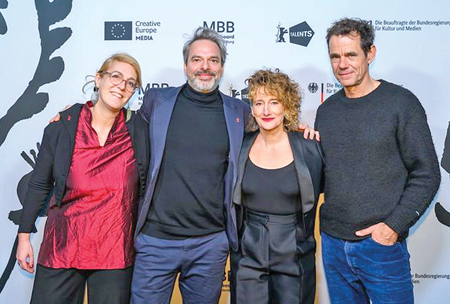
100 71 138 93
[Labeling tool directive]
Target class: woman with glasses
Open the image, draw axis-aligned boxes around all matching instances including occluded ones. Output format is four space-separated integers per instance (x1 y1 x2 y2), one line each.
16 53 148 304
230 69 324 304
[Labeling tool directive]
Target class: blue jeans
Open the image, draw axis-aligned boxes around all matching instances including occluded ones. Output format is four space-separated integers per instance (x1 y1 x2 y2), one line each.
321 232 414 304
131 231 229 304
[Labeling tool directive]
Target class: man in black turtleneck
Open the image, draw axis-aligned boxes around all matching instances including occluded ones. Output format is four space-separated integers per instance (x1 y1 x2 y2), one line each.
131 27 250 304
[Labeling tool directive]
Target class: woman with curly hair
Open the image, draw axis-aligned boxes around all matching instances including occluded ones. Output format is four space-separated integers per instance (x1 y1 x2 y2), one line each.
231 69 324 304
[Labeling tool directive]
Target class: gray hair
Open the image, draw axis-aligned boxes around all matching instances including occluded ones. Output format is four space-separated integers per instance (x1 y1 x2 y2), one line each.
182 27 227 66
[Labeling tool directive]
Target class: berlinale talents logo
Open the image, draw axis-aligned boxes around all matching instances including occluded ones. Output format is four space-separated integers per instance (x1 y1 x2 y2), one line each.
229 85 249 105
276 21 314 47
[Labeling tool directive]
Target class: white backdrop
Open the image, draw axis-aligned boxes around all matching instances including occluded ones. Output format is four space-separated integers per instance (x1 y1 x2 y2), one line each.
1 1 449 303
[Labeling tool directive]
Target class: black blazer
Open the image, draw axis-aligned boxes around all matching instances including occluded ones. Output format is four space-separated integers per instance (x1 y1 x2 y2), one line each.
233 131 324 251
19 103 149 233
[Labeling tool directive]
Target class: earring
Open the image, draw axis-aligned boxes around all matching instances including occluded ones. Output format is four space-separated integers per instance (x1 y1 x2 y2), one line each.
91 86 99 104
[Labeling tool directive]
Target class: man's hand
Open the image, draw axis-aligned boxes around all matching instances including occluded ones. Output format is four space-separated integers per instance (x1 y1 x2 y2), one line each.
16 233 35 273
298 123 321 141
49 104 73 123
355 222 399 246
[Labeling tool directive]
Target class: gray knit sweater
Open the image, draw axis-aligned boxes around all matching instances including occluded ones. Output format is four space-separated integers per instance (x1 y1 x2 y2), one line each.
315 80 441 241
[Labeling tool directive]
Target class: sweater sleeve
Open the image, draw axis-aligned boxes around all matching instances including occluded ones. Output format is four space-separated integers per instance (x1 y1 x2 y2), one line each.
384 96 441 236
18 125 56 233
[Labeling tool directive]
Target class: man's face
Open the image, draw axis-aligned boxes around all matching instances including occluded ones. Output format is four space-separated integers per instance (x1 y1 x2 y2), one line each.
184 39 224 93
328 33 375 95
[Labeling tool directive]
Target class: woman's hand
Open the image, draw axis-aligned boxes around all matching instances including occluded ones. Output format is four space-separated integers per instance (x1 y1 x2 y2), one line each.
16 233 35 273
49 105 72 123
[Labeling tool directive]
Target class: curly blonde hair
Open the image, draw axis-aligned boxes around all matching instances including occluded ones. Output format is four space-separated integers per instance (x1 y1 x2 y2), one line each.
246 69 301 132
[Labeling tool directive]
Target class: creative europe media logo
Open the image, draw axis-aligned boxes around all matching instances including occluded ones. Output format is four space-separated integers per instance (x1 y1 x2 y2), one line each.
105 22 132 40
104 20 161 41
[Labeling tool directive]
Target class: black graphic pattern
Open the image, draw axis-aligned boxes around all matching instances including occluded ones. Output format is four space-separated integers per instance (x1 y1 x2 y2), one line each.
0 0 7 35
0 144 50 293
0 0 73 294
0 0 73 148
435 122 450 227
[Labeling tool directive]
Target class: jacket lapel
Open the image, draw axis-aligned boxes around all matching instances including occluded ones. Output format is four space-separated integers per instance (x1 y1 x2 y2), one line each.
289 132 315 214
222 93 244 180
233 131 258 205
150 87 181 174
60 104 83 151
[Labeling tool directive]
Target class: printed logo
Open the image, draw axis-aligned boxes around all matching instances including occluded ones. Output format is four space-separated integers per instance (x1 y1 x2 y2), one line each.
308 82 319 94
276 23 289 43
306 82 343 104
307 82 325 103
134 82 171 108
135 21 160 41
105 21 132 40
222 269 231 291
276 21 314 47
138 82 170 96
104 21 161 42
203 21 235 45
229 85 249 104
435 122 450 228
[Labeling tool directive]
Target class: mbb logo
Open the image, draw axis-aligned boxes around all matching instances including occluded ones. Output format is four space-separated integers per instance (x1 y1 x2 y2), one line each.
203 21 235 33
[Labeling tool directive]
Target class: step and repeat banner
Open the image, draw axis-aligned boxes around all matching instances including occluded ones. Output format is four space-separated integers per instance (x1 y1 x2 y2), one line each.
1 1 449 303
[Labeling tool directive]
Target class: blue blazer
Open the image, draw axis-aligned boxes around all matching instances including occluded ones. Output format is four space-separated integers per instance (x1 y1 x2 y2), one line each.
135 84 250 250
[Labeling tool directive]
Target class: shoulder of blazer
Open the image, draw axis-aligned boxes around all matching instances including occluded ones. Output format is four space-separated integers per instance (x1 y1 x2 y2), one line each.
41 103 84 145
59 103 84 130
157 84 185 100
59 103 84 119
221 92 250 109
141 85 183 113
289 132 324 162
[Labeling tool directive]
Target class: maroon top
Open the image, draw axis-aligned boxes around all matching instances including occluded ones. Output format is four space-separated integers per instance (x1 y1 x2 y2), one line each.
38 102 138 269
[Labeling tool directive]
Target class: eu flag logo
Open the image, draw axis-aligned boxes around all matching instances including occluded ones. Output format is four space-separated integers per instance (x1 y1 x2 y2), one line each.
105 22 132 40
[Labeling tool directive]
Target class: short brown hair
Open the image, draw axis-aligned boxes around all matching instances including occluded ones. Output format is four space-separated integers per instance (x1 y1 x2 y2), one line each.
326 18 375 56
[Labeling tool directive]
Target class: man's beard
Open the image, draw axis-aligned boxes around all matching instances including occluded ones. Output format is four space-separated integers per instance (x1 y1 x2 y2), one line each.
188 70 221 93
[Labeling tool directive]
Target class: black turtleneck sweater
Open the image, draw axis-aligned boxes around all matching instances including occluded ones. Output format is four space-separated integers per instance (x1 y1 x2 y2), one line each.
143 84 229 239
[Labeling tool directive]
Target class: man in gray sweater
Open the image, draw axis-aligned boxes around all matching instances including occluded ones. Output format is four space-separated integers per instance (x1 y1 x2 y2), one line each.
315 18 441 304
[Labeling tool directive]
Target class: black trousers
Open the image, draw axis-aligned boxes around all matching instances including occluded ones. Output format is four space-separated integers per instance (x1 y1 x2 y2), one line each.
30 264 133 304
230 210 316 304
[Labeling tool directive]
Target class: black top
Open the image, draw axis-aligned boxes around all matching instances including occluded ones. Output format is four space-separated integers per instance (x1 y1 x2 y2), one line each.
315 80 441 240
242 159 300 215
144 84 229 239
